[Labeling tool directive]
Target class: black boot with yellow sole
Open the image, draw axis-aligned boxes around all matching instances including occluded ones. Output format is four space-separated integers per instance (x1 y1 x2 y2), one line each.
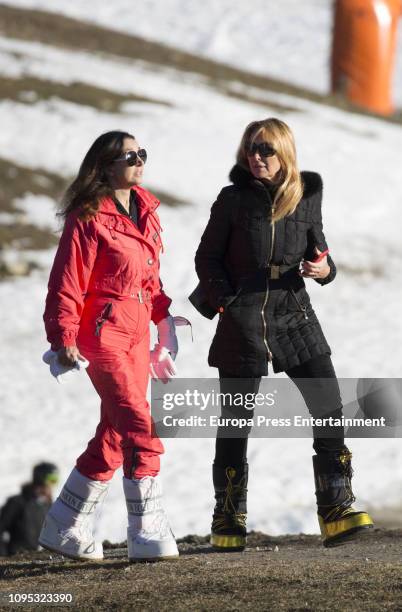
313 447 373 547
211 463 248 551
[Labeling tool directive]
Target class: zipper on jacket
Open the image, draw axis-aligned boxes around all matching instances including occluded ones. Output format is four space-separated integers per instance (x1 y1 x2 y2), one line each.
289 288 309 320
261 206 276 362
95 302 113 336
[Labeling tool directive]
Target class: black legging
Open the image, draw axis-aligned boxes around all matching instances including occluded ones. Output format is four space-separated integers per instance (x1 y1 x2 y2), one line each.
215 354 344 467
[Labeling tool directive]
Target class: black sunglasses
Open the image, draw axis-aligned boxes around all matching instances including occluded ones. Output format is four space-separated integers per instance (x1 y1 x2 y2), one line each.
247 142 276 158
113 149 147 166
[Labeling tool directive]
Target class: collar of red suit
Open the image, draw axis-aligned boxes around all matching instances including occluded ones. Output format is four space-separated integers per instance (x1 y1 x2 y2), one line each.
98 185 160 216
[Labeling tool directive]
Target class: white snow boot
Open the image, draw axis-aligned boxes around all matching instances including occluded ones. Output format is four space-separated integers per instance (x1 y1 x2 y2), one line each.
39 468 109 560
123 475 179 561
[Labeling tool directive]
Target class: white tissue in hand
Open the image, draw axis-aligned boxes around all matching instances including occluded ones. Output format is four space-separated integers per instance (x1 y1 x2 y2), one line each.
42 350 89 384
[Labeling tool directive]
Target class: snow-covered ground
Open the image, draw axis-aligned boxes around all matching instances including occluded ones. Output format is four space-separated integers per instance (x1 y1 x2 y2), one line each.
0 4 402 544
3 0 402 107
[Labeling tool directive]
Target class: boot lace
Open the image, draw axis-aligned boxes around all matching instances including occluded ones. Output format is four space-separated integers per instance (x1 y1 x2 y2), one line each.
323 449 357 522
213 467 247 530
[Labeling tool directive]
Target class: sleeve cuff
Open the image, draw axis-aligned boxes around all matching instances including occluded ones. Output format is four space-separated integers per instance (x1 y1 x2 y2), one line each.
151 293 172 324
152 307 170 325
49 329 78 351
315 258 336 286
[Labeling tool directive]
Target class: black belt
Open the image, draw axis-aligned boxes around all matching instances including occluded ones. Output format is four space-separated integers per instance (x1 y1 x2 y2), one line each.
265 264 300 279
235 264 301 294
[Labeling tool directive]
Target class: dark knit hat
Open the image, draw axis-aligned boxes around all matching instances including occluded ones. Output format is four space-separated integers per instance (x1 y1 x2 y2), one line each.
32 462 59 486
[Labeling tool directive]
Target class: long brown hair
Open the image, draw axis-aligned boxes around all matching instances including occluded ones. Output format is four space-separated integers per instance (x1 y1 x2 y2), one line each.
59 130 135 220
237 118 303 222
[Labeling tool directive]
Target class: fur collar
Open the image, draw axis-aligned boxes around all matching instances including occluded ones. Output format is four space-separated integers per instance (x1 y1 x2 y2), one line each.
228 164 323 198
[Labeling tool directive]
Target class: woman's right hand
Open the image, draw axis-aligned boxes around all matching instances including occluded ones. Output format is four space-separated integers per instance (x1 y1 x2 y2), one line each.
57 345 85 367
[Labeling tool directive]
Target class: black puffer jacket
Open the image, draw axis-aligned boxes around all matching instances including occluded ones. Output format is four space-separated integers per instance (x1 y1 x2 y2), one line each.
195 164 336 376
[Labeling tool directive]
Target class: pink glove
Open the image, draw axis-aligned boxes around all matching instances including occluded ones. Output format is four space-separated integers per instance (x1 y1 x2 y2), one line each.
150 345 177 384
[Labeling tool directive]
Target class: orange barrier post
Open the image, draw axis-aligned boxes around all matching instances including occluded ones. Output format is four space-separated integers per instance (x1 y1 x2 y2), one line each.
331 0 401 115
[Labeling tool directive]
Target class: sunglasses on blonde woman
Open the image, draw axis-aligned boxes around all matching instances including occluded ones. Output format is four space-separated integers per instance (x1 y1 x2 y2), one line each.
113 149 147 166
247 142 276 158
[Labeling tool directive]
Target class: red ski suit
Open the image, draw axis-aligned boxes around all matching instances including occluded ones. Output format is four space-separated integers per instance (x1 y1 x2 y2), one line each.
44 187 171 480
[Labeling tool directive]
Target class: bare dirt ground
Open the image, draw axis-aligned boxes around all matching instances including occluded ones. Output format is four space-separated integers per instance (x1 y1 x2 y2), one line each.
1 529 401 611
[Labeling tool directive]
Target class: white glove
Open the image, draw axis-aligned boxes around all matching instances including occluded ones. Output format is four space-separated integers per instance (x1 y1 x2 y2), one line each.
150 345 177 384
42 350 89 384
157 315 178 360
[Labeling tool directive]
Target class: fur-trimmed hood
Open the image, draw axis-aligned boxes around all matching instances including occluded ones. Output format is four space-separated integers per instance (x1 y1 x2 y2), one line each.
228 164 323 198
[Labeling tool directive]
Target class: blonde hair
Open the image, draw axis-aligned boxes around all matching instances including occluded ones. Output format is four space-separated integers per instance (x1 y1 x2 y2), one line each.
236 118 303 222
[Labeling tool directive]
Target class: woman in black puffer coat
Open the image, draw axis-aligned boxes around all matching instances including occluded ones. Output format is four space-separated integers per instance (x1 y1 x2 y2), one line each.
194 118 372 549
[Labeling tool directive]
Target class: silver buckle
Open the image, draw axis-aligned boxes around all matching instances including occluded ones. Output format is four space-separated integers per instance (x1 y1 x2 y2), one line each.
269 265 280 280
138 289 143 303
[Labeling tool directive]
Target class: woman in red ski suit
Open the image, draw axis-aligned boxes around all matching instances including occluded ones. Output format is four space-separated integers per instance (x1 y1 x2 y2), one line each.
40 131 179 562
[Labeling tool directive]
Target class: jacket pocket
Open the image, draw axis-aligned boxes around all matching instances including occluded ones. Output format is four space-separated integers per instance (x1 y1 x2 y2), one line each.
94 302 114 336
225 287 243 308
217 287 243 315
207 278 234 310
288 288 309 320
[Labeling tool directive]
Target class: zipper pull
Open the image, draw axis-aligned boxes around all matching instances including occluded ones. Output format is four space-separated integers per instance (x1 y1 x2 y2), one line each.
94 303 113 336
95 319 104 337
301 306 309 320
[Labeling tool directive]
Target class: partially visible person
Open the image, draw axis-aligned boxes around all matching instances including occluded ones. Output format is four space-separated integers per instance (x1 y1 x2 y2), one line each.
0 463 59 556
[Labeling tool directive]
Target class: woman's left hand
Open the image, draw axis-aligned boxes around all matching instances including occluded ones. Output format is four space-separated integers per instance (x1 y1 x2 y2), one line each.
299 247 330 280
